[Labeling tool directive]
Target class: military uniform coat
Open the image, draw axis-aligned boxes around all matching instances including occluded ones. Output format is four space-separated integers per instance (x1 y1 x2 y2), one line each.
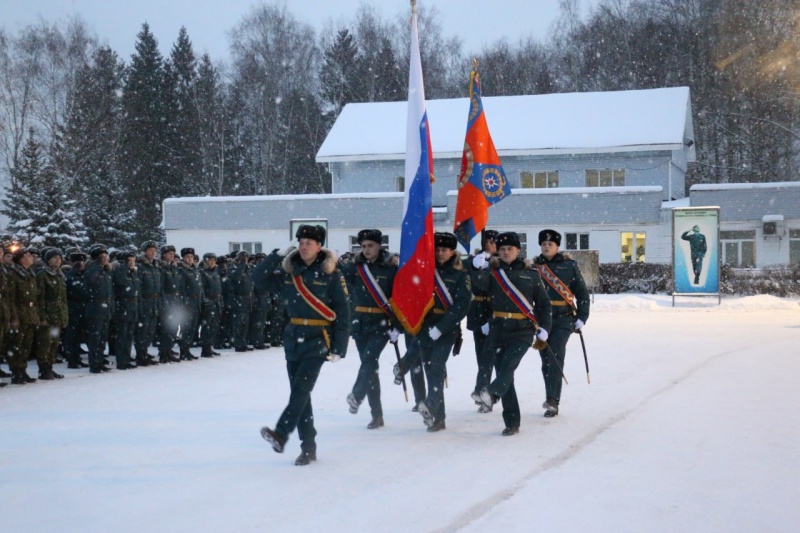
6 263 40 370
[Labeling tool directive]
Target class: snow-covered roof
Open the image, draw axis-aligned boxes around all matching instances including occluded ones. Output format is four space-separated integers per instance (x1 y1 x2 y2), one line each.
691 181 800 191
317 86 694 163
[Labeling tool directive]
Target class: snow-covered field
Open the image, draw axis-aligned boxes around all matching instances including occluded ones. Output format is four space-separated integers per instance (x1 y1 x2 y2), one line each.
2 294 798 532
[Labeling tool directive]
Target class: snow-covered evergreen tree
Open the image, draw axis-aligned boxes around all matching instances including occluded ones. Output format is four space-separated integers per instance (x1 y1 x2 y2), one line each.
2 129 88 248
320 29 361 118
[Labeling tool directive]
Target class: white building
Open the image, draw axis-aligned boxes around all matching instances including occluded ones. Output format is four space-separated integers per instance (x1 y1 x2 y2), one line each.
163 87 800 268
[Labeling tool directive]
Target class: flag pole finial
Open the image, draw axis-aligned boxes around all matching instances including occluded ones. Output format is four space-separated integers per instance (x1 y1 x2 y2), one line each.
472 58 478 71
411 0 417 15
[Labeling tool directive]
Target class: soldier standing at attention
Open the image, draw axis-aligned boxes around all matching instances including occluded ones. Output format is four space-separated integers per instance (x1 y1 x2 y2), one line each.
228 250 253 352
134 242 161 366
158 245 182 363
533 229 590 418
260 225 350 466
112 251 140 369
394 232 472 432
340 229 398 430
474 232 552 435
177 247 202 360
466 229 497 412
35 248 68 379
0 242 12 381
7 247 40 384
199 253 223 358
64 249 89 369
84 245 114 374
248 252 271 350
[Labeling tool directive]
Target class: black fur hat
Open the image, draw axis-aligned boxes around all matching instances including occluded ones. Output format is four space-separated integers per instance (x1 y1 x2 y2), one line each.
296 224 326 244
203 252 217 261
481 229 499 250
160 244 176 255
357 229 383 245
434 232 458 250
141 240 158 252
43 248 63 263
89 244 108 259
496 232 521 249
538 229 562 246
180 247 195 257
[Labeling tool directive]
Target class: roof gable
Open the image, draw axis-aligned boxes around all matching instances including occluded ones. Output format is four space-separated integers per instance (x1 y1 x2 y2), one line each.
317 86 694 162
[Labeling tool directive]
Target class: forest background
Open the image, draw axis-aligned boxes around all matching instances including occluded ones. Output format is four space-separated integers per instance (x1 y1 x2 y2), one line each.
0 0 797 247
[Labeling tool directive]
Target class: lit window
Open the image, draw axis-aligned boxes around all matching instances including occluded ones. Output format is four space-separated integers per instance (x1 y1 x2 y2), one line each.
520 171 558 188
586 169 625 187
620 232 646 262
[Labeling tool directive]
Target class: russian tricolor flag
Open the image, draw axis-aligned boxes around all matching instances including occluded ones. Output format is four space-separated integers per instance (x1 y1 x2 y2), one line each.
390 4 434 335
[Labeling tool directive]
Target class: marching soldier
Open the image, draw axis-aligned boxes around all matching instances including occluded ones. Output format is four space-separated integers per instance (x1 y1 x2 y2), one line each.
394 232 471 432
260 225 350 466
6 247 39 384
84 244 114 373
227 250 252 352
340 229 398 429
177 247 203 360
474 232 552 435
158 245 181 363
64 249 89 369
35 248 68 379
199 253 223 357
533 229 590 418
466 229 498 412
112 251 140 369
134 241 161 366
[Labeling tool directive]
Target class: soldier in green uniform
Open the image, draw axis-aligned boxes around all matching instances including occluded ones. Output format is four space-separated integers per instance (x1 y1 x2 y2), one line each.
199 253 223 357
84 245 114 373
134 241 161 366
64 249 89 369
248 252 271 350
474 232 552 434
35 248 68 379
394 232 472 432
533 229 590 418
227 251 252 352
6 247 39 384
177 247 202 360
158 245 182 363
339 229 398 429
466 229 497 412
260 225 350 466
112 251 140 369
681 225 707 285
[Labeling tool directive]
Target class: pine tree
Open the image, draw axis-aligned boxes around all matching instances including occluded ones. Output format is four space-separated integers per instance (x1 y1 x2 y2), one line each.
320 29 361 117
196 53 229 195
118 23 172 242
371 37 403 102
2 129 87 248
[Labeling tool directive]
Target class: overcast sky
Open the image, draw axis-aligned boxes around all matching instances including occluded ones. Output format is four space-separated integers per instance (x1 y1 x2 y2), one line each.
0 0 599 63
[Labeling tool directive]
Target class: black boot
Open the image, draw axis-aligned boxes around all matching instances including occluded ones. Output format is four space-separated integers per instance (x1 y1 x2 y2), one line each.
21 370 37 383
180 348 198 361
367 416 384 430
260 427 286 453
39 364 55 380
11 370 28 385
200 346 214 358
294 451 317 466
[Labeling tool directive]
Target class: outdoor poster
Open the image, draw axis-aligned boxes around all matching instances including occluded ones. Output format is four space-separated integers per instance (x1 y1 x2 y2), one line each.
673 207 719 294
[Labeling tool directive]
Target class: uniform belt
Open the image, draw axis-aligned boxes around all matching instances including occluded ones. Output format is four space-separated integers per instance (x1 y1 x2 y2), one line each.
290 318 331 326
472 296 490 302
551 300 570 306
432 308 446 315
493 311 527 320
355 306 385 314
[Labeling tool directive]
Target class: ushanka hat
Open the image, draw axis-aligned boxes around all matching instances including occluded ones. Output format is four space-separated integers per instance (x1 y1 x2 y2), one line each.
495 232 521 249
434 232 458 250
357 228 383 245
538 229 562 246
296 224 326 244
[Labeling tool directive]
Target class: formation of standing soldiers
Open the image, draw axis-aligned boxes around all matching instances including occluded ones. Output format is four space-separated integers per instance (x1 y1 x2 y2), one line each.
259 224 590 466
0 239 285 385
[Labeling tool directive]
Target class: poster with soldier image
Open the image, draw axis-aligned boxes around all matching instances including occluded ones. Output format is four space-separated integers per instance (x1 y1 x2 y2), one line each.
673 207 719 295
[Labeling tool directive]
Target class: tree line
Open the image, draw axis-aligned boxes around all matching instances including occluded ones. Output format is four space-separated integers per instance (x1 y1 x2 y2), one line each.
1 0 797 247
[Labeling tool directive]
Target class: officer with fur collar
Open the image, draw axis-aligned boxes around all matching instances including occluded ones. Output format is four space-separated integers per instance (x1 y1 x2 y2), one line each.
533 229 590 418
339 229 397 429
474 232 552 435
260 224 351 466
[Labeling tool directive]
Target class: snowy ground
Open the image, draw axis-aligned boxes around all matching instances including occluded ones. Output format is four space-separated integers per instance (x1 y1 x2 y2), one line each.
1 294 799 533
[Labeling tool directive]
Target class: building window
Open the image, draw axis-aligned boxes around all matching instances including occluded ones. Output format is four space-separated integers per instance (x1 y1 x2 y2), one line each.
620 232 646 262
720 230 756 268
230 242 262 254
349 234 389 254
586 169 625 187
396 177 405 192
565 232 590 250
520 171 558 189
790 229 800 266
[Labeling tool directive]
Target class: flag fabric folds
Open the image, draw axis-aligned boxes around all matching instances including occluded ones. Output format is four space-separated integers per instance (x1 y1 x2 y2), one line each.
453 67 511 252
390 5 435 335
